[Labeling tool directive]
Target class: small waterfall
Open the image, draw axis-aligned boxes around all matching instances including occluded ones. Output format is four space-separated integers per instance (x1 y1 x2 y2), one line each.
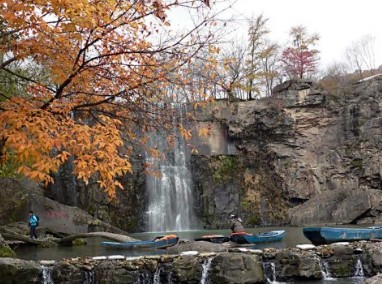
146 104 195 232
136 270 152 284
319 258 334 280
153 266 163 284
41 265 54 284
166 271 173 284
263 261 277 283
83 270 95 284
353 257 365 277
200 257 213 284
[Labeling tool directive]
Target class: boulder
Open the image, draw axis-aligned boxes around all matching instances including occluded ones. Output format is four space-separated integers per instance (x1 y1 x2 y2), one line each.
366 273 382 284
0 234 15 257
275 250 322 281
0 258 41 284
289 188 382 226
209 252 264 283
172 256 202 283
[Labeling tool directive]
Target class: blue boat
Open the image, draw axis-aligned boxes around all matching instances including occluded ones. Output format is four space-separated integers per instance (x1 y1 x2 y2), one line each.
102 234 179 249
230 230 285 244
303 226 382 245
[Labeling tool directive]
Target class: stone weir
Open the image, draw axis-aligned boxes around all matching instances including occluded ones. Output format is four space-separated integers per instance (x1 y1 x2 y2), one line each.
3 241 382 283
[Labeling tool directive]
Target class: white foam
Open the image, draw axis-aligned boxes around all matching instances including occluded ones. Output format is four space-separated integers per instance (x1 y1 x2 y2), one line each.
92 256 107 260
108 255 125 260
296 244 316 250
180 251 199 256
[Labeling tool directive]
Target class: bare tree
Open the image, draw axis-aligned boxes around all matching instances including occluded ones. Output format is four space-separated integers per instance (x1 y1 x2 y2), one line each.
246 14 270 100
345 34 376 79
258 40 282 96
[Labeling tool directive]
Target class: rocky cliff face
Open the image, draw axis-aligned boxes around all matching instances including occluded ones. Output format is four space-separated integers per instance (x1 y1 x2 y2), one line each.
191 75 382 227
6 76 382 231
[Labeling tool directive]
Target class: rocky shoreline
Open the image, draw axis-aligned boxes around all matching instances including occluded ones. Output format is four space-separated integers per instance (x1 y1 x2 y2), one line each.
2 241 382 283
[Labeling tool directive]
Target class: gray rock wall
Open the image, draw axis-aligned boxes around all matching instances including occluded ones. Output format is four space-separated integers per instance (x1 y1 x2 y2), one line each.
191 76 382 227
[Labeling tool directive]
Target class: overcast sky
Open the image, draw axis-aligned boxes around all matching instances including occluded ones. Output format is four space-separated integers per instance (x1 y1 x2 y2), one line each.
223 0 382 70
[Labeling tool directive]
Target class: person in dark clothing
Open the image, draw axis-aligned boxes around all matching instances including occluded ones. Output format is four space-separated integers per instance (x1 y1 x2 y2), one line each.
230 214 245 233
28 210 38 239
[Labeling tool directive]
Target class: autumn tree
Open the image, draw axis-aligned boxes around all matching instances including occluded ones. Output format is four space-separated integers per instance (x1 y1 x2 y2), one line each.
0 0 225 197
281 25 320 79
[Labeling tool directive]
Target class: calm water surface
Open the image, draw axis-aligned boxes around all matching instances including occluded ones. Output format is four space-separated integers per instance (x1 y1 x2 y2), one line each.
14 226 307 260
12 226 367 283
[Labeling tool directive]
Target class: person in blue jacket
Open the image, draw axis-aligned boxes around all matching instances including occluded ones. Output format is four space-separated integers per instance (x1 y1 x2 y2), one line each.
28 210 38 239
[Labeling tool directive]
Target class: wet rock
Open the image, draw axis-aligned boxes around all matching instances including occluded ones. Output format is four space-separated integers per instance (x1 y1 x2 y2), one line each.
0 257 40 284
0 234 15 257
172 256 202 283
209 252 263 283
325 243 359 278
366 273 382 284
275 250 322 281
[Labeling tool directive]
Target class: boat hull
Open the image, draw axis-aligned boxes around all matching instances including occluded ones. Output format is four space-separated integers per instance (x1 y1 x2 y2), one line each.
303 227 382 245
102 236 179 249
230 230 285 244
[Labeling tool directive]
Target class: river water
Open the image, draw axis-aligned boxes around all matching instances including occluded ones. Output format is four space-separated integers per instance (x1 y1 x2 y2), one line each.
14 226 307 260
13 226 367 283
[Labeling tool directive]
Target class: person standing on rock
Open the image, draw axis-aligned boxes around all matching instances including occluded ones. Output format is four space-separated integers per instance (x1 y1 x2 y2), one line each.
28 210 38 239
230 214 246 233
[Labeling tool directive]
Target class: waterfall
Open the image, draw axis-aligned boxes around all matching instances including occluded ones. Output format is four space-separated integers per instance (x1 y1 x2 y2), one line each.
136 270 152 284
83 270 95 284
153 266 163 284
200 257 213 284
319 258 334 280
41 265 54 284
263 261 278 283
353 257 365 277
146 104 195 232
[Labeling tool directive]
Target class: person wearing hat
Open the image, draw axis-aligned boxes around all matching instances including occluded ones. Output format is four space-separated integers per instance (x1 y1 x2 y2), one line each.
229 214 245 233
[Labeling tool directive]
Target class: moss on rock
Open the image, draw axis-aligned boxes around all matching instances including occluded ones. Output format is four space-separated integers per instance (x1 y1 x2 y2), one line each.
0 245 15 257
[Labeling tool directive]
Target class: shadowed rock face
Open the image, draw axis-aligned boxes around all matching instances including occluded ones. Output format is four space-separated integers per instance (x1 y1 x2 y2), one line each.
191 76 382 227
0 178 127 235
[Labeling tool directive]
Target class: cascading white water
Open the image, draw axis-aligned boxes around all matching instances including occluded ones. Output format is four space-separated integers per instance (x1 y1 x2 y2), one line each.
41 266 54 284
318 258 334 280
84 270 95 284
200 257 213 284
146 104 195 232
262 261 277 283
153 266 163 284
354 257 365 277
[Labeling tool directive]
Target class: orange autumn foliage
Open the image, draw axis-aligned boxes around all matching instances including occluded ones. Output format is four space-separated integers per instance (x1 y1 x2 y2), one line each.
0 0 220 197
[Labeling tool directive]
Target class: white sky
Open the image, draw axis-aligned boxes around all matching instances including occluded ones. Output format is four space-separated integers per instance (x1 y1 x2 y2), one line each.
222 0 382 70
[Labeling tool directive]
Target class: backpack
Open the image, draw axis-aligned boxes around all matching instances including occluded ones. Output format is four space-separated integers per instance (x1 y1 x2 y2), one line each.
35 215 40 227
